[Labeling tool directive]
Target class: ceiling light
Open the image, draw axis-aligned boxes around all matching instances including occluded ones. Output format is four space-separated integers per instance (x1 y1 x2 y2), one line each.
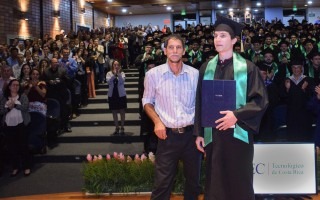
122 8 127 13
246 7 250 11
217 4 222 8
308 1 312 4
256 2 261 6
107 0 112 2
220 10 224 13
254 9 259 12
228 8 233 12
166 6 172 11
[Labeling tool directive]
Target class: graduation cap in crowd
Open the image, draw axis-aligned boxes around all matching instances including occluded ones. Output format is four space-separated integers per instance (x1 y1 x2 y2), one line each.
182 52 190 58
251 36 262 44
291 56 305 66
303 38 315 46
278 40 289 47
262 47 274 57
144 41 154 47
257 62 269 72
214 14 245 38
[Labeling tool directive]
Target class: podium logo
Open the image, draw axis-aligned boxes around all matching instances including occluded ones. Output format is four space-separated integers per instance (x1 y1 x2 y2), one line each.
253 163 265 174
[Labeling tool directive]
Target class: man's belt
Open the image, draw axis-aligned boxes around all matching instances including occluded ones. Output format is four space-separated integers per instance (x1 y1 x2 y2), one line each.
166 125 194 134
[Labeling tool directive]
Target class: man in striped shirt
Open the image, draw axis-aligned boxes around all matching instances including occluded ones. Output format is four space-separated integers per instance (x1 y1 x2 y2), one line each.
142 34 202 200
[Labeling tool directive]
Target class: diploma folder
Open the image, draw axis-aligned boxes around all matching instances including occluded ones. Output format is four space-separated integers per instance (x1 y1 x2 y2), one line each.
201 80 236 127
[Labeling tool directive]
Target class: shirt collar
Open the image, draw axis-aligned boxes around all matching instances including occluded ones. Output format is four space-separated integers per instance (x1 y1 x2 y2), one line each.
160 62 190 75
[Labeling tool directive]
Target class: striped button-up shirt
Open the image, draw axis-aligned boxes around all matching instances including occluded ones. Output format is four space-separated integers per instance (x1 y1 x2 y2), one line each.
142 63 199 128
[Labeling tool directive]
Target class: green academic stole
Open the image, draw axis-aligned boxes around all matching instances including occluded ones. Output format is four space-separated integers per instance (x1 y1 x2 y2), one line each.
203 53 249 146
309 63 315 78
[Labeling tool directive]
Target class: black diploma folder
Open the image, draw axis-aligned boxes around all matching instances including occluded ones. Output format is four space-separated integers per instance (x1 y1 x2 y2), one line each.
201 80 236 127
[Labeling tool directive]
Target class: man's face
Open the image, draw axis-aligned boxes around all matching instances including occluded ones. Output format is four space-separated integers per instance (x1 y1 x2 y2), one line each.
17 54 24 63
164 38 185 64
51 59 59 71
265 37 272 45
214 31 236 54
94 40 99 46
62 50 69 58
280 44 288 52
192 43 200 51
311 55 320 67
253 43 262 51
305 43 313 52
2 67 12 78
145 45 153 54
264 53 274 64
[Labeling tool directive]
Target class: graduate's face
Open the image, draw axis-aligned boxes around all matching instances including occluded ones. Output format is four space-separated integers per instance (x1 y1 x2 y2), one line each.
292 65 303 76
214 31 237 54
311 55 320 67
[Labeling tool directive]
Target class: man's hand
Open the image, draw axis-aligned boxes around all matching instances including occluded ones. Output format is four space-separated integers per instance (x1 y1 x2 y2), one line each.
154 121 167 140
195 137 205 153
215 110 237 131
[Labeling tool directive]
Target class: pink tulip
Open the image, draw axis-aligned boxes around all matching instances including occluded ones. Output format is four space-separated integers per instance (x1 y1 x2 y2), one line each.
113 152 118 159
86 154 92 162
93 155 98 162
98 155 103 160
134 154 140 160
119 152 125 161
106 154 111 160
141 154 147 162
148 152 155 163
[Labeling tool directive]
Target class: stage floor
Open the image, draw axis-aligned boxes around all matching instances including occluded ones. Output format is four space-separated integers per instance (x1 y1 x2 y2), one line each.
1 192 319 200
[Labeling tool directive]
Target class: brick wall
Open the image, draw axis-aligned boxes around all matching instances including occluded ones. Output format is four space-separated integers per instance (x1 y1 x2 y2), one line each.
0 0 110 44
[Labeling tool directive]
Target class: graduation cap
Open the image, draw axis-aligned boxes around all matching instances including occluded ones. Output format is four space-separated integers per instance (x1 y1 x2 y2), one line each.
291 56 305 66
262 48 274 56
257 62 269 72
303 38 315 46
144 41 154 47
278 40 289 47
251 36 262 44
145 58 156 66
182 52 190 58
214 15 245 38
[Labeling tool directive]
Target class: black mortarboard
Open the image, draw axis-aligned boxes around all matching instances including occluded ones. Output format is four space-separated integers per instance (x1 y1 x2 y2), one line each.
291 56 305 66
262 48 274 56
214 15 245 38
278 40 289 46
251 36 262 44
190 39 200 45
257 62 269 72
145 59 156 66
303 38 315 46
182 52 190 58
144 41 154 47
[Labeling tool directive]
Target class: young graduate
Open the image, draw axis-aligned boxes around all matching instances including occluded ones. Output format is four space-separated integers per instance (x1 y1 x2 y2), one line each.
194 15 269 200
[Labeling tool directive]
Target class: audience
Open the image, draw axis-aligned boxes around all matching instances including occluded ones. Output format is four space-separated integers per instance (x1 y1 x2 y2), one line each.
1 17 320 178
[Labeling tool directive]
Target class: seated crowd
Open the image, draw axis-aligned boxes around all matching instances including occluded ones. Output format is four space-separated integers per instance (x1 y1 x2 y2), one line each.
1 18 320 176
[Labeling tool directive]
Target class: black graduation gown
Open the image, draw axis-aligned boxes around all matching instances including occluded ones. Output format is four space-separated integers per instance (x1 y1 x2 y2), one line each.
194 57 268 200
280 76 314 142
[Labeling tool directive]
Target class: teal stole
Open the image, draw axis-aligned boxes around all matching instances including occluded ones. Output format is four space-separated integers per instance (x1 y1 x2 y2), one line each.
203 53 249 146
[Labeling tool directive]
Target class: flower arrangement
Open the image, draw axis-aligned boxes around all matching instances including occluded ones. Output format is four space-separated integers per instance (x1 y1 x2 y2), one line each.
83 152 205 194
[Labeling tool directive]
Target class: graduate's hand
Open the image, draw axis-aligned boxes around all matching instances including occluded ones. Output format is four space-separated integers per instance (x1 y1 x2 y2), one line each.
285 79 291 91
315 85 320 100
301 81 308 91
195 136 205 153
215 110 237 131
154 121 167 140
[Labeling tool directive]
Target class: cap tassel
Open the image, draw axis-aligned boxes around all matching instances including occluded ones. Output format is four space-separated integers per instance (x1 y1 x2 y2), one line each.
240 31 244 53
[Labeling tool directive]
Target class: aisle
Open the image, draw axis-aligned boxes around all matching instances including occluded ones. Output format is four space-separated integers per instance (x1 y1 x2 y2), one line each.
0 68 144 198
